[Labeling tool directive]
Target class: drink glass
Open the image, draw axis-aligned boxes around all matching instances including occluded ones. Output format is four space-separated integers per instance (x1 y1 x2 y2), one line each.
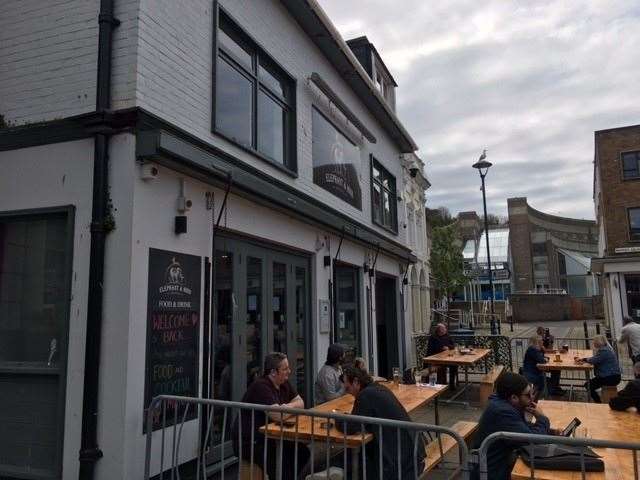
429 372 437 386
414 373 422 386
392 367 401 386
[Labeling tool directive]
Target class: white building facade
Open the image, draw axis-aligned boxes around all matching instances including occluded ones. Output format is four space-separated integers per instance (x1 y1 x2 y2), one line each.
0 1 420 479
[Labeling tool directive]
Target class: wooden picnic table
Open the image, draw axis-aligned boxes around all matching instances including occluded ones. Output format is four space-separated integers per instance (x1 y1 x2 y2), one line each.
259 382 448 477
536 349 594 400
424 348 492 406
511 400 640 479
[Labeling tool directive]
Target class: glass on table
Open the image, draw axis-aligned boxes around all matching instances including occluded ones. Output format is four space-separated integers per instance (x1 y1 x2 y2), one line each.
392 367 401 386
414 373 422 386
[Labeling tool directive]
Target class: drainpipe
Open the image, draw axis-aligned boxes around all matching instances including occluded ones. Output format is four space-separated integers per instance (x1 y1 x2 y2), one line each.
79 1 119 479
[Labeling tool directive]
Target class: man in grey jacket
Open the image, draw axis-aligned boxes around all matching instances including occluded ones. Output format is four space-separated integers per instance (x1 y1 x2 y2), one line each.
619 316 640 363
314 343 346 404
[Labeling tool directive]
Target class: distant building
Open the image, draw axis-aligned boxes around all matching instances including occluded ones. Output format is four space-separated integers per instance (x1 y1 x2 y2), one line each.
458 212 512 302
591 124 640 337
508 197 598 297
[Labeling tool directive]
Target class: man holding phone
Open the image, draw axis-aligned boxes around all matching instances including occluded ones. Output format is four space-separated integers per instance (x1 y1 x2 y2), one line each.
472 372 555 480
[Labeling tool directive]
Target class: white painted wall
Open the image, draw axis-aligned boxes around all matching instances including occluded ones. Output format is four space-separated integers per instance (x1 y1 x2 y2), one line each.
132 0 408 245
0 138 94 480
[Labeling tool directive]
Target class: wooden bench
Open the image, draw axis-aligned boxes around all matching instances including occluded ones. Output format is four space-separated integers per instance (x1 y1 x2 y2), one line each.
239 461 266 480
479 365 505 407
421 420 479 476
601 385 618 403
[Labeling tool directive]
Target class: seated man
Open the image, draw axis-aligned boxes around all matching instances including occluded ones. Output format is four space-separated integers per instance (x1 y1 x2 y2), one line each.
609 362 640 412
472 372 553 480
426 323 458 389
335 366 425 479
234 352 309 480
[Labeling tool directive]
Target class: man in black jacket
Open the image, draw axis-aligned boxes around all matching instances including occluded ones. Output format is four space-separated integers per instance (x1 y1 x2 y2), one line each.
426 323 458 388
335 366 425 479
609 362 640 411
472 372 553 480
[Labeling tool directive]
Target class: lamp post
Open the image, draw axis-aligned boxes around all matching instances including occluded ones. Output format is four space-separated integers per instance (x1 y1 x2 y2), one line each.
472 150 498 335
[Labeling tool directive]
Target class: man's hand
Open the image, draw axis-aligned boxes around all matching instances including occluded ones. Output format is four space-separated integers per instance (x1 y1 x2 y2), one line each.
442 346 450 351
526 401 546 418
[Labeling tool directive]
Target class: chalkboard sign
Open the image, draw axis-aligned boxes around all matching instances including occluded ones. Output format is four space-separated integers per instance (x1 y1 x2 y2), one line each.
144 248 201 432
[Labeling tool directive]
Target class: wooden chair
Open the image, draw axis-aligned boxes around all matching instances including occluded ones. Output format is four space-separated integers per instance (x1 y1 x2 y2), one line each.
479 365 505 407
421 420 478 477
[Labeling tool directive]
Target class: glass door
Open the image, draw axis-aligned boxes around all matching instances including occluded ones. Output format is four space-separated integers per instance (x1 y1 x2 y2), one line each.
207 235 311 463
334 264 361 356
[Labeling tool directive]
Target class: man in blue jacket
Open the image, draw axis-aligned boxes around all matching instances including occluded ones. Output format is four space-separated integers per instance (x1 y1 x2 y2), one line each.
472 372 553 480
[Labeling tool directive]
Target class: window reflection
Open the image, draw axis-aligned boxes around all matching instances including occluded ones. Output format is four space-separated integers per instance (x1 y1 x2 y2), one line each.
246 257 262 387
272 262 287 354
216 57 253 147
257 91 285 164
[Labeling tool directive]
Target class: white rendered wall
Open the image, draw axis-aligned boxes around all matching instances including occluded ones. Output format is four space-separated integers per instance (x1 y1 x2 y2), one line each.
0 138 94 480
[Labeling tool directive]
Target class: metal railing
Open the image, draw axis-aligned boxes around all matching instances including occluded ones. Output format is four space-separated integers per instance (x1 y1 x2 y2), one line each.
144 395 471 480
477 431 640 480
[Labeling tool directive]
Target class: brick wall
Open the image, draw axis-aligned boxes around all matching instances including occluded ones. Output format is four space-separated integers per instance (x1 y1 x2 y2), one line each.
508 197 533 291
511 294 572 322
595 125 640 256
0 0 100 125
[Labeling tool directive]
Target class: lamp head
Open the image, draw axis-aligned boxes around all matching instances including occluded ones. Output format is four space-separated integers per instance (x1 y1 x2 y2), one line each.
472 150 492 175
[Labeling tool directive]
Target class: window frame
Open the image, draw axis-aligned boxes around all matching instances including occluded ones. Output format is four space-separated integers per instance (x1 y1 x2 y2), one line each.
628 207 640 242
621 150 640 181
370 156 398 234
212 5 297 175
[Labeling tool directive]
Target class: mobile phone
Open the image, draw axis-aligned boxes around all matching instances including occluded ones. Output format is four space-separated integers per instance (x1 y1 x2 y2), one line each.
561 417 582 437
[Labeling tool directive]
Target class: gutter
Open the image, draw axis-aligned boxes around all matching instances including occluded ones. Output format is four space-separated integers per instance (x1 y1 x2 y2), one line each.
79 1 119 478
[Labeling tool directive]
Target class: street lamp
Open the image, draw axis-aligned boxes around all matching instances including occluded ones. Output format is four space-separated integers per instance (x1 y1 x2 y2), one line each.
472 150 499 335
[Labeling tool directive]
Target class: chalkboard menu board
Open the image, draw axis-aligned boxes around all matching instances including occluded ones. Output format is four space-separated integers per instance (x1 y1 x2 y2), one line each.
144 248 201 432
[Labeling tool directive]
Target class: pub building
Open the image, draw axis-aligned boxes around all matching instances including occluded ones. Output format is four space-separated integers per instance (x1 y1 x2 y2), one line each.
0 1 423 479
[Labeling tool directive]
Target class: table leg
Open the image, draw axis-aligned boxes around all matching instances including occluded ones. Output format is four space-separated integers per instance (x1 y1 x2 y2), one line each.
585 370 591 403
352 448 360 480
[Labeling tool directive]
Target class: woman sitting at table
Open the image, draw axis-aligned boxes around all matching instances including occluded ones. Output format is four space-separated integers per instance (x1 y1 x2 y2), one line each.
522 336 547 400
578 335 621 403
426 323 458 389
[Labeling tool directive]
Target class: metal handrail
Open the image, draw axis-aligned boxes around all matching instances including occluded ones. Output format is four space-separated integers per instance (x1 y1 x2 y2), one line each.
144 394 472 480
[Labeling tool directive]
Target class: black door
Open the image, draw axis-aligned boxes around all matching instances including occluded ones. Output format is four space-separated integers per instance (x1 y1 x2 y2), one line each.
375 274 399 379
0 207 74 480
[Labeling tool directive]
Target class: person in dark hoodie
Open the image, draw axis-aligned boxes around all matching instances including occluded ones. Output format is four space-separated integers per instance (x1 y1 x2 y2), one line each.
522 336 547 399
426 323 458 389
472 372 553 480
609 361 640 411
335 366 425 479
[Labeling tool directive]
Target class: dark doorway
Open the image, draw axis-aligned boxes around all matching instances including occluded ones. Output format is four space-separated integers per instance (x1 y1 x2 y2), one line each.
375 274 398 379
626 274 640 320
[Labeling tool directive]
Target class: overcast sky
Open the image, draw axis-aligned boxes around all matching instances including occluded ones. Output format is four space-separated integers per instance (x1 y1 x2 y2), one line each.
318 0 640 220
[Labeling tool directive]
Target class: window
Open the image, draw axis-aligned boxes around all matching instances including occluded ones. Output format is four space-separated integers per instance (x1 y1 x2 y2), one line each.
622 151 640 179
214 11 296 171
312 108 362 209
629 208 640 241
371 157 398 232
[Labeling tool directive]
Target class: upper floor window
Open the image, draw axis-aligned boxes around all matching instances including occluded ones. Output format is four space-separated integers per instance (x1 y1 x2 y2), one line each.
214 11 296 172
373 61 395 110
371 157 398 232
629 208 640 241
622 151 640 180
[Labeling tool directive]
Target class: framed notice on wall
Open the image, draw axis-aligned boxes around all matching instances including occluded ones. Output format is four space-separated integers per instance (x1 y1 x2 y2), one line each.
144 248 201 432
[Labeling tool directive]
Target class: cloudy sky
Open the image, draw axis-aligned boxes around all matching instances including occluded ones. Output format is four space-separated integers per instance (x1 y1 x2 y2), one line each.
318 0 640 220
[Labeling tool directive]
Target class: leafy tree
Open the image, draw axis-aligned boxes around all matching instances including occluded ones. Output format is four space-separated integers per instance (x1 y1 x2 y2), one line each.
429 223 468 298
426 206 455 228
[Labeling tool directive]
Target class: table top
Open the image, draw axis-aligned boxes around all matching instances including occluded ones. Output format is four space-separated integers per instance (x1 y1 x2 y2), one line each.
424 347 492 366
536 349 595 372
260 382 447 447
511 400 640 479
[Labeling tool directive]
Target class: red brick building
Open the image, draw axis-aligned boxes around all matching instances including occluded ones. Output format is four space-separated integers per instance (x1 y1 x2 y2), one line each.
591 124 640 338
